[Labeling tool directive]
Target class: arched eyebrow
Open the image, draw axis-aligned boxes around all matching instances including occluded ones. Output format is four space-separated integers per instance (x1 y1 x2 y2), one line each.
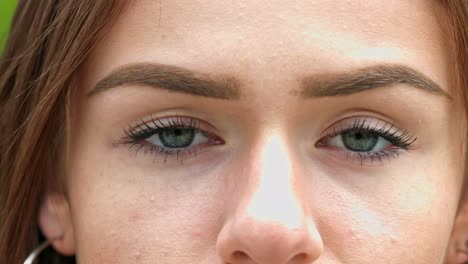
89 63 242 100
88 63 450 100
299 64 450 99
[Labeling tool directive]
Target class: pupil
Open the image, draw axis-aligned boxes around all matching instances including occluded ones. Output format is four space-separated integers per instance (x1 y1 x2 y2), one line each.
174 129 182 136
342 131 378 152
355 132 363 140
159 128 195 148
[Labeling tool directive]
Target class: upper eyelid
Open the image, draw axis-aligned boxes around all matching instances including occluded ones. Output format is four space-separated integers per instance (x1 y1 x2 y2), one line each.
127 115 202 132
124 115 220 138
319 116 417 149
320 116 401 136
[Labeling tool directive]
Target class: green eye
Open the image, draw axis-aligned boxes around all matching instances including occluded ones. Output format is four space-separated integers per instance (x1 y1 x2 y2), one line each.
147 127 209 149
341 131 379 152
316 117 417 165
121 115 225 164
159 128 196 148
327 129 392 153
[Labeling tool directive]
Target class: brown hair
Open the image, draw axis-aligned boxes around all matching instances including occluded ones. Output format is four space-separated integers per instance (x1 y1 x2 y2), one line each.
438 0 468 209
0 1 126 263
0 1 466 263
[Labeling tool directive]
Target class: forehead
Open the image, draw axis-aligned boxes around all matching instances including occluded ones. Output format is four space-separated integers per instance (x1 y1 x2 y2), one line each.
85 0 449 94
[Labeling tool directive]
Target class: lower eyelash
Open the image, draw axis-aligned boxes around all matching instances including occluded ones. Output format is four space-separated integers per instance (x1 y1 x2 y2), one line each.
344 147 402 166
127 140 205 164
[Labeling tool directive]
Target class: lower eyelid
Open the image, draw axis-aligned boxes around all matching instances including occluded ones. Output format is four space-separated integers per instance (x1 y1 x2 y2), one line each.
321 146 404 166
124 140 205 164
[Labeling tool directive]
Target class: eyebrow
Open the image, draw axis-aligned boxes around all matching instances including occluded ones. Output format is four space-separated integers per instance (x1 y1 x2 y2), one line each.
89 63 242 99
299 64 450 99
89 63 450 100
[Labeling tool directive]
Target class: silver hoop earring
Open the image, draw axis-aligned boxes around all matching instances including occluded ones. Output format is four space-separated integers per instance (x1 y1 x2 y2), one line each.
24 240 52 264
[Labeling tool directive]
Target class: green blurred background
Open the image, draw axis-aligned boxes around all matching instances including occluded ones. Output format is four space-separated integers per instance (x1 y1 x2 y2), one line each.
0 0 18 54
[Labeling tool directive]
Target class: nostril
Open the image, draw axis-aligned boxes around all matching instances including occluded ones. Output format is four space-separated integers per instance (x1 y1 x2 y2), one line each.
290 252 309 263
465 239 468 249
233 250 249 260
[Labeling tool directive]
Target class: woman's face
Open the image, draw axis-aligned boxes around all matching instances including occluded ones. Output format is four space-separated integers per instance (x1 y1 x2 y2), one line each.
40 0 466 263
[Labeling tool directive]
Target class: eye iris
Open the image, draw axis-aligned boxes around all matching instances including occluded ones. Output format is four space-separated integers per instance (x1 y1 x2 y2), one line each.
341 131 379 152
159 128 195 148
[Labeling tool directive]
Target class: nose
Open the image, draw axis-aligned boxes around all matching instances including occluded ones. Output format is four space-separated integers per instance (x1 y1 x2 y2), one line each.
217 135 323 264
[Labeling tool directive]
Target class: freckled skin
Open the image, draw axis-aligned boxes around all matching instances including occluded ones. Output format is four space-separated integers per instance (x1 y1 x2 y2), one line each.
39 0 466 263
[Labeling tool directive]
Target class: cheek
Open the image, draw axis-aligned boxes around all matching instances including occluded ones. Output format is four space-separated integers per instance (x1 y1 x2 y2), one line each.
67 159 227 263
309 166 458 263
317 198 453 263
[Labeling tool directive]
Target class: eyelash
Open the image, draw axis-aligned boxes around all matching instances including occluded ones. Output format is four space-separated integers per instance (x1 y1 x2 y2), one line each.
119 115 416 166
118 115 224 164
316 117 417 165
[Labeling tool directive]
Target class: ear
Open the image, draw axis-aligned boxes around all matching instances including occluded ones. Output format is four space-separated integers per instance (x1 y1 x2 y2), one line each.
38 193 76 256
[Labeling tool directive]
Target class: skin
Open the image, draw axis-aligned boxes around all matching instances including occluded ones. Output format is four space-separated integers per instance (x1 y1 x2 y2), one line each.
39 0 466 263
446 203 468 264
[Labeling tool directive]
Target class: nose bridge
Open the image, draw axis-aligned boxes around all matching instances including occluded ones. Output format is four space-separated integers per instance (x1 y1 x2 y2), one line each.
246 133 303 227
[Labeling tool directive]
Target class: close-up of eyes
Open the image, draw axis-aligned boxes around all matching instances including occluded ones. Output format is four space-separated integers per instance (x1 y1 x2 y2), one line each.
118 114 417 166
316 117 417 165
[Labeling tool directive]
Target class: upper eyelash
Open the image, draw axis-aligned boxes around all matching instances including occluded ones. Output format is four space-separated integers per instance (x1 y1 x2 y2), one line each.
122 114 204 142
324 117 417 150
316 117 417 166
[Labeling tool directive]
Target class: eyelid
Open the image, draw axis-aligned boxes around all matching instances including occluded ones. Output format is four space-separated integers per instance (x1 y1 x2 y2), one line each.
321 116 400 138
125 114 219 138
